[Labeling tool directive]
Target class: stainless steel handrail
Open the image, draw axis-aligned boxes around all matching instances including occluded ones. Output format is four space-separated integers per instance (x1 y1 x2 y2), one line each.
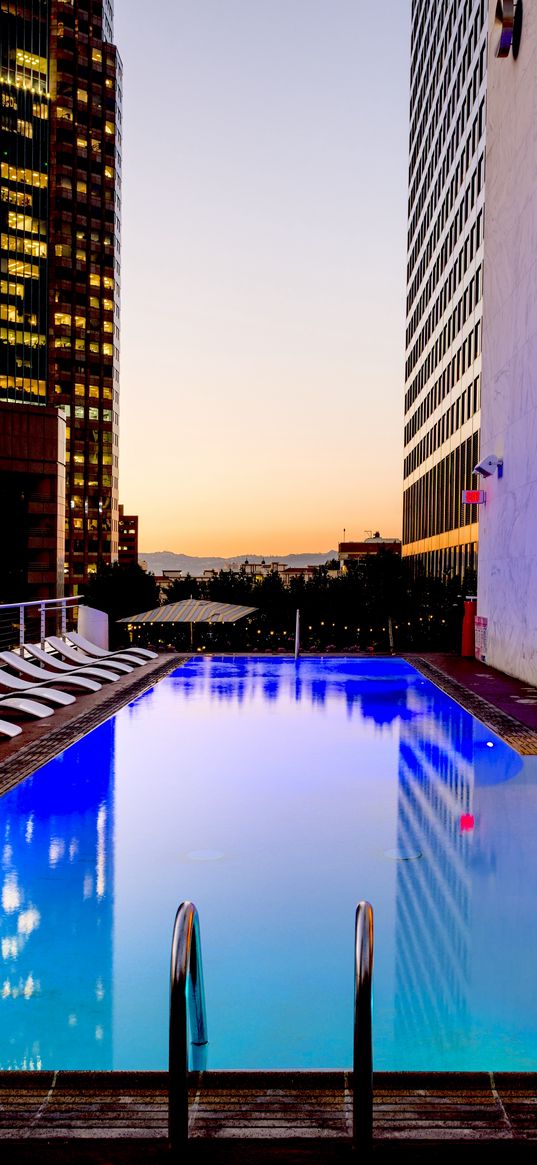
0 595 82 613
0 595 83 650
168 901 208 1151
353 900 374 1150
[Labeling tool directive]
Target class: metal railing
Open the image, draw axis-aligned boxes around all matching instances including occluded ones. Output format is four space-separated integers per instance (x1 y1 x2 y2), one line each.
168 901 208 1152
0 595 82 653
167 902 370 1148
353 900 374 1151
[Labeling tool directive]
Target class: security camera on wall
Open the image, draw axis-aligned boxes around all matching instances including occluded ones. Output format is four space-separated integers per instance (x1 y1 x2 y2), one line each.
473 455 503 478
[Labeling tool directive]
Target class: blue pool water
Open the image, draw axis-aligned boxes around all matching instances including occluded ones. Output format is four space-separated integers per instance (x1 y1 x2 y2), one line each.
1 655 537 1072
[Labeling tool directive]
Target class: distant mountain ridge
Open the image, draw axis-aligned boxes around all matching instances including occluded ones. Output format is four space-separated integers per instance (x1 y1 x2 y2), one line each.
140 550 338 577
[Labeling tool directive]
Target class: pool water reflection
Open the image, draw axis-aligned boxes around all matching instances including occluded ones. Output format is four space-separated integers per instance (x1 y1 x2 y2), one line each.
0 656 536 1071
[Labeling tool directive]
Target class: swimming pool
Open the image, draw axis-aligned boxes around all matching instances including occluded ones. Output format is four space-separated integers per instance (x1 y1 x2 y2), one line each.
1 655 536 1072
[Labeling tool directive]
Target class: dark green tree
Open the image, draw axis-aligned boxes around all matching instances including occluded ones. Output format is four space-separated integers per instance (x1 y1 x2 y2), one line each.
84 562 159 646
164 574 201 603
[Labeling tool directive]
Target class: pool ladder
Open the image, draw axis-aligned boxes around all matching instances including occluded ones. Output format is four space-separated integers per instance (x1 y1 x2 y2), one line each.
168 898 374 1154
168 901 208 1147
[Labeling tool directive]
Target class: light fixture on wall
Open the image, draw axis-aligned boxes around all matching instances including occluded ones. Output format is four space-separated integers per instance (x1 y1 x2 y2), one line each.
473 455 504 479
495 0 523 61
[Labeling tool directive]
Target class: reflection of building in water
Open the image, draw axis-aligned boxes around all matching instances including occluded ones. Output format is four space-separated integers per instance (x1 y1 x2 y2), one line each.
197 657 416 725
0 719 115 1069
394 690 475 1060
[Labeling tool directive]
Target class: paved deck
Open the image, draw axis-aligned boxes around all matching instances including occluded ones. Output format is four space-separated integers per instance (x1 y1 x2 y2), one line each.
1 1071 537 1161
408 653 537 754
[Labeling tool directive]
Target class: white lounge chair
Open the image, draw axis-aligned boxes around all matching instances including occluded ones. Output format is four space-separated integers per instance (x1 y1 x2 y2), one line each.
0 668 75 708
0 720 22 740
46 637 134 674
21 645 114 686
63 637 146 667
0 696 53 720
1 650 105 691
68 632 157 662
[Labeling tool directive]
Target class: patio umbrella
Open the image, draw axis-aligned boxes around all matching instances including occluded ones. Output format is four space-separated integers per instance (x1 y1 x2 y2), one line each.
119 598 257 646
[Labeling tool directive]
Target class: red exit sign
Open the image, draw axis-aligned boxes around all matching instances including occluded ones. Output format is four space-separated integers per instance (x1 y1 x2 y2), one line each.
462 489 486 505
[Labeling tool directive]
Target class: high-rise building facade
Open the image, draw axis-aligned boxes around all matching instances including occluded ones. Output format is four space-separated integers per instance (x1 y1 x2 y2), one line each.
0 1 49 404
402 0 487 580
475 1 536 683
49 0 121 588
118 503 138 567
0 0 121 595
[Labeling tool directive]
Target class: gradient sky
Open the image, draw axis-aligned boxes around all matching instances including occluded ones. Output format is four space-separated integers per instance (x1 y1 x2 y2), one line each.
114 1 411 555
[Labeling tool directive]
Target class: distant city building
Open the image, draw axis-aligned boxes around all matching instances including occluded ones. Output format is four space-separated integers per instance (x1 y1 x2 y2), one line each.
201 561 287 584
184 559 335 587
280 566 320 586
338 533 401 569
155 569 182 600
402 0 485 578
236 560 288 580
0 0 122 596
117 505 138 567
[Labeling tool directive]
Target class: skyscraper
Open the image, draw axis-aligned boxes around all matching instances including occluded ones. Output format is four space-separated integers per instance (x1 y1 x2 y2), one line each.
0 1 49 405
0 0 121 596
402 1 487 580
474 1 536 683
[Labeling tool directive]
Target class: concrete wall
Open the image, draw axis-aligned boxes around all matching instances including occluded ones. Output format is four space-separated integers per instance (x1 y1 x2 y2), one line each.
78 606 109 651
477 1 537 682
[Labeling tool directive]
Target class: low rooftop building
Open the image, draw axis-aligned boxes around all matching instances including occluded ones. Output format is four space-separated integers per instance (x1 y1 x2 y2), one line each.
338 533 402 569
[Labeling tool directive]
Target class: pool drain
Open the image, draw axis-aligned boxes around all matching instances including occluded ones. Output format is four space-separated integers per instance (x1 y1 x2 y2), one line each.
384 847 422 861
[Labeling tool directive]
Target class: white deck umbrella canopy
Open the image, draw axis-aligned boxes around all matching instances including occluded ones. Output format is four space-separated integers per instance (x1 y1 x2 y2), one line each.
119 598 258 645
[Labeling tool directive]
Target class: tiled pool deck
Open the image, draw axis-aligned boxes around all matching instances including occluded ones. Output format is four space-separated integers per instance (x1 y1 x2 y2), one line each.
1 1070 537 1160
408 653 537 755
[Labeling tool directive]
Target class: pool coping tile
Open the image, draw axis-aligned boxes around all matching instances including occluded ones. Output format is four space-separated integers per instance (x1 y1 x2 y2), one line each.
404 654 537 756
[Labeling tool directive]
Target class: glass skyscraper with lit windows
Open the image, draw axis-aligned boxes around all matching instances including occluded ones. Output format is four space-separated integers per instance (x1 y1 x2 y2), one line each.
0 0 122 593
0 1 50 404
402 1 487 580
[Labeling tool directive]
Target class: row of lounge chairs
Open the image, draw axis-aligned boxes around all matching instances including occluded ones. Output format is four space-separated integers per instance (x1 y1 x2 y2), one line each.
0 633 157 742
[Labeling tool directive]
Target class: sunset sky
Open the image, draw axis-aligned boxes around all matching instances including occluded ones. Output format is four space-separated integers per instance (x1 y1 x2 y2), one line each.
114 1 411 555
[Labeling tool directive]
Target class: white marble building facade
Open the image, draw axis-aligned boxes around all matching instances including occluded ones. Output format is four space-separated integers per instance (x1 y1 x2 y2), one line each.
477 0 537 683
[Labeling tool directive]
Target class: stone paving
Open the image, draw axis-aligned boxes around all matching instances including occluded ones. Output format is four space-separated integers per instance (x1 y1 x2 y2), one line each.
1 1069 537 1159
